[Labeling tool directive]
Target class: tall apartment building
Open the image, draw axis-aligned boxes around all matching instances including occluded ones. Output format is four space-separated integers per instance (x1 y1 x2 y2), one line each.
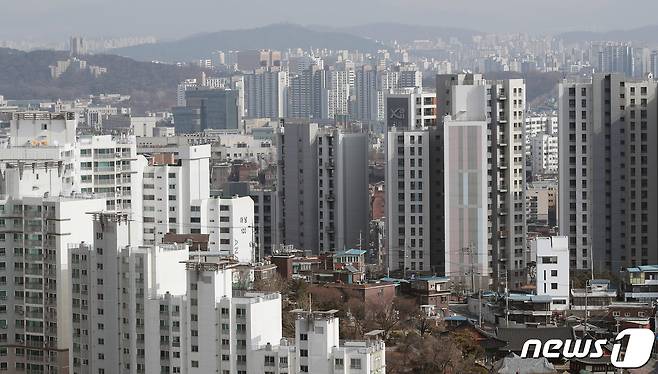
249 187 279 259
288 66 327 119
354 65 379 122
244 70 288 118
559 74 658 272
68 211 282 374
139 144 211 245
276 121 319 251
0 195 106 373
385 129 431 273
278 121 369 253
398 69 422 89
441 86 490 289
328 70 351 119
0 112 147 224
77 134 147 216
191 196 255 263
384 88 436 130
436 73 527 289
592 43 636 77
0 112 78 199
69 212 169 374
529 133 558 175
224 183 281 259
317 130 369 253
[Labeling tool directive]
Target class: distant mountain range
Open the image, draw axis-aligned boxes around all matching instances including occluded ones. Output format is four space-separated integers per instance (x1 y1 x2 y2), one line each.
320 23 480 43
559 25 658 45
0 48 205 113
112 24 384 62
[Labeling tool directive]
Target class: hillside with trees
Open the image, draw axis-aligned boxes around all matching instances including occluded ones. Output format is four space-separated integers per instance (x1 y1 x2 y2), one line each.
0 48 206 113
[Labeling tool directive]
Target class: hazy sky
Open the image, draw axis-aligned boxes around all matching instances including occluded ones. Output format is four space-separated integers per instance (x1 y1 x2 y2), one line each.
2 0 657 40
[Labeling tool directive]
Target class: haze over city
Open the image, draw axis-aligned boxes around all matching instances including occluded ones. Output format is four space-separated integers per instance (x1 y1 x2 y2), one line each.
3 0 658 39
2 1 658 373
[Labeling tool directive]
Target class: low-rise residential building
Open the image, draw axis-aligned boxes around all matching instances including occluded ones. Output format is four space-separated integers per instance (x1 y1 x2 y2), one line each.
622 264 658 302
534 236 570 310
253 309 386 374
570 279 617 311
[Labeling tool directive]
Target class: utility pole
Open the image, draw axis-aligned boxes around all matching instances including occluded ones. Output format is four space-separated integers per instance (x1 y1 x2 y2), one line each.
584 279 591 335
505 272 509 327
478 290 483 327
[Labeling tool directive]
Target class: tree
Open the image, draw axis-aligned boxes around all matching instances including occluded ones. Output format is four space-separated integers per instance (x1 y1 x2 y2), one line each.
253 273 289 294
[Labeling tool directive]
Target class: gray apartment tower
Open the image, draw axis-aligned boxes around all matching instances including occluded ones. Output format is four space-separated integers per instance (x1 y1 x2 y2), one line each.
277 120 369 253
287 66 328 120
559 74 658 272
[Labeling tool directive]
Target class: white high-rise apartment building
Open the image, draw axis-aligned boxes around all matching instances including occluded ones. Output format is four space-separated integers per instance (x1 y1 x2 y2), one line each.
442 84 490 289
67 212 282 374
328 70 350 119
559 74 658 271
0 112 147 223
524 114 558 156
192 196 255 263
530 133 558 175
533 236 570 310
139 144 211 245
384 88 436 130
77 134 147 216
0 112 78 198
436 73 527 290
0 195 106 373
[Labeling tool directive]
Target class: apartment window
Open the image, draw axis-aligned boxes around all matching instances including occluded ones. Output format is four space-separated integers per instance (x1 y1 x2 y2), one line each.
350 358 362 369
300 349 308 357
335 358 344 367
299 333 308 341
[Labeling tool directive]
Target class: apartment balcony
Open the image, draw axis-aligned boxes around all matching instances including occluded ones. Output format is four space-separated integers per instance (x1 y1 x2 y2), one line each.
325 161 335 170
23 210 43 219
94 179 116 186
25 296 43 305
25 282 44 291
94 153 118 159
498 185 508 193
326 194 335 202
